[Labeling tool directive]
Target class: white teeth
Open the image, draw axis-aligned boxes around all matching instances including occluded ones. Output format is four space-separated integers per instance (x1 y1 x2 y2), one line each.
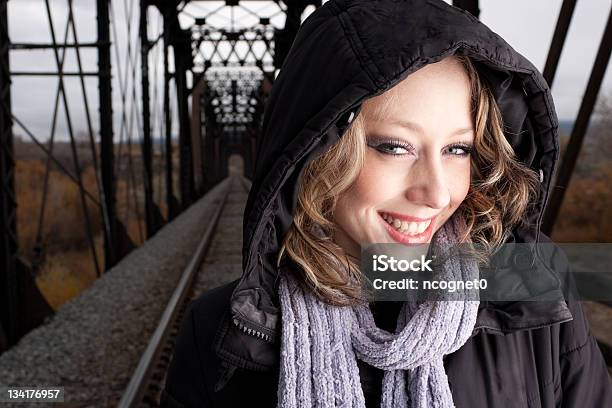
417 221 428 234
382 212 431 236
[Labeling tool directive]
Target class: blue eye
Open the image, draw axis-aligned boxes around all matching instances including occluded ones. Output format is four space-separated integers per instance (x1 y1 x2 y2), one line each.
373 142 414 155
367 137 415 156
446 144 474 157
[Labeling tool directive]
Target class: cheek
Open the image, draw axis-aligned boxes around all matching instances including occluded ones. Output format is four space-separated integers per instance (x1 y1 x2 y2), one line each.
349 153 403 206
335 155 400 224
447 162 471 206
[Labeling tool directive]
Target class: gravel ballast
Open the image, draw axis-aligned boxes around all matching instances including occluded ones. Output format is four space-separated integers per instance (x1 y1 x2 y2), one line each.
0 178 232 407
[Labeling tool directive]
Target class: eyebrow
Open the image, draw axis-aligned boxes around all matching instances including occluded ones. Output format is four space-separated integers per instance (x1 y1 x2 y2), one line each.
388 119 474 136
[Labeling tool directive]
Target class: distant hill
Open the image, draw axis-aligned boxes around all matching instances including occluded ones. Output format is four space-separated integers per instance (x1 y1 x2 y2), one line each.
557 119 604 141
558 119 573 136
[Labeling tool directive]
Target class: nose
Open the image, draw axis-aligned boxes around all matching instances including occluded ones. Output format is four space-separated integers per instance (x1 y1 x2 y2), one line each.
403 155 451 210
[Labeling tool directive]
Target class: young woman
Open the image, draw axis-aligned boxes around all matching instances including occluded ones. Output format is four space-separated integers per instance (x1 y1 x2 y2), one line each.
161 0 612 407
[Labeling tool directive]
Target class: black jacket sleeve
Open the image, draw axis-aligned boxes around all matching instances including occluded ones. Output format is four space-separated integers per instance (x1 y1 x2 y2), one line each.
160 301 212 407
559 296 612 407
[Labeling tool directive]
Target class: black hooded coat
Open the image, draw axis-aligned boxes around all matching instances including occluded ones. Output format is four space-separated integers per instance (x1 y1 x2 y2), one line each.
161 0 612 406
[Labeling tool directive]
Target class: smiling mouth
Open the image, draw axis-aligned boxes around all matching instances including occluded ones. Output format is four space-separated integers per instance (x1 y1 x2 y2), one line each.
377 211 437 244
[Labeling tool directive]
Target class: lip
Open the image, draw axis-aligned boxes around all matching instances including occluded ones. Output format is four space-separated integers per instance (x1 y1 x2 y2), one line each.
378 211 437 244
378 210 436 223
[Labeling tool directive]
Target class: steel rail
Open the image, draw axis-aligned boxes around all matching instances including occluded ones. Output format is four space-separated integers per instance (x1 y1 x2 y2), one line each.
117 176 236 407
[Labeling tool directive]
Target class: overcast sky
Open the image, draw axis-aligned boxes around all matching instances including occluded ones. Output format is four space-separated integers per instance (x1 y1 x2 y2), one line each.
6 0 612 142
479 0 612 122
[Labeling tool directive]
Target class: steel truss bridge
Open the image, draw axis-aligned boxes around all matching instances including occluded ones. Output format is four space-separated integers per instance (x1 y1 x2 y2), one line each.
0 0 611 394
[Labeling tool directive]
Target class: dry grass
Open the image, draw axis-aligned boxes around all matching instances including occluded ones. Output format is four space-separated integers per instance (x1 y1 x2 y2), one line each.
552 165 612 242
15 160 102 255
14 155 151 310
552 113 612 243
35 236 104 310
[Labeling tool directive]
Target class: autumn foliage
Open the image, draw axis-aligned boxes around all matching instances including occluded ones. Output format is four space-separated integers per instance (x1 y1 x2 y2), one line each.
13 140 167 309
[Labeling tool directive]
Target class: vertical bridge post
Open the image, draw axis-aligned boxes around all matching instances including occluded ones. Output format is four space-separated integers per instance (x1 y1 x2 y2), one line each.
0 0 17 350
97 0 118 269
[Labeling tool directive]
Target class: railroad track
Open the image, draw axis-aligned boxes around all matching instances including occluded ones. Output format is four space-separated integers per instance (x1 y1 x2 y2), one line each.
118 175 251 407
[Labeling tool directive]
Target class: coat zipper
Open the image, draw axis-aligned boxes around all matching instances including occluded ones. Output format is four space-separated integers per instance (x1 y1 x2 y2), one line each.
232 315 274 342
231 251 276 343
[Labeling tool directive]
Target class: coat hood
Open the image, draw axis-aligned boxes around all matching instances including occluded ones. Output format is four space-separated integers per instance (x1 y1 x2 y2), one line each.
216 0 573 371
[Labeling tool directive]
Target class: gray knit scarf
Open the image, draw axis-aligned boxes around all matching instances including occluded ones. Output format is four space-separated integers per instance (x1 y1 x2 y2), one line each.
277 212 480 408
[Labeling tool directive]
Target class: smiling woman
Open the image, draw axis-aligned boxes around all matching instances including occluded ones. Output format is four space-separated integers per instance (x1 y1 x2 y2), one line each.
278 55 540 306
161 1 612 407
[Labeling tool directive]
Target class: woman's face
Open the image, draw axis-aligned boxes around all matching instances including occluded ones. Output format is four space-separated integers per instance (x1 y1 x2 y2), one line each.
333 57 474 259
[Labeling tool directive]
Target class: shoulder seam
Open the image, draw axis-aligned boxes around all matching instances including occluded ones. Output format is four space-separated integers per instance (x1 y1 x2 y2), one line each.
559 330 591 358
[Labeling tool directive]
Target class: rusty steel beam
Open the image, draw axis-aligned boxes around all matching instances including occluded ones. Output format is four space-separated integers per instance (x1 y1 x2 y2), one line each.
542 6 612 235
140 0 157 238
0 0 18 349
162 14 179 221
10 41 100 49
543 0 577 87
97 0 118 270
